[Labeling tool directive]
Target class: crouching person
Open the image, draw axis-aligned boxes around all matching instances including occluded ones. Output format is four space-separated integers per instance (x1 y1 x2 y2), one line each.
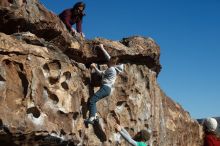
203 117 220 146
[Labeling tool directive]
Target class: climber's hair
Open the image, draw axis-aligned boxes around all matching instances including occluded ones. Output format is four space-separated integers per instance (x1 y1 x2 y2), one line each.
139 130 150 141
72 2 86 11
109 56 119 65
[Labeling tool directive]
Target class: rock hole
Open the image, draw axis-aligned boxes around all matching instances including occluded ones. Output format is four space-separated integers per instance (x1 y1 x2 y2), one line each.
146 76 150 89
2 59 11 65
44 87 59 104
43 63 50 72
5 61 29 98
145 124 149 128
131 119 137 122
152 130 158 137
116 101 126 106
49 94 59 104
68 142 75 146
123 101 129 108
8 0 13 4
18 71 28 98
63 71 71 80
57 110 68 116
125 104 133 121
60 129 66 135
83 77 90 86
48 60 61 70
124 127 129 131
0 119 3 126
48 77 59 85
93 121 107 142
78 130 82 137
72 112 79 120
27 107 41 118
14 61 24 71
61 82 69 90
51 130 57 134
0 75 6 81
13 62 27 93
17 135 26 141
80 98 88 119
120 74 128 82
69 133 75 136
153 140 157 145
110 110 120 124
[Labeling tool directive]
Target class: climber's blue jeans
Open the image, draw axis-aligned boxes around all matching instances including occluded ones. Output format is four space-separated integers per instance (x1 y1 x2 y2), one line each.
89 85 111 117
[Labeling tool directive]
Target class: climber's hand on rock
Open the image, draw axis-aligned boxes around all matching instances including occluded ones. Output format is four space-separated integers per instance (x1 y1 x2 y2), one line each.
99 44 104 49
80 32 85 38
71 28 77 35
90 63 96 69
115 124 122 132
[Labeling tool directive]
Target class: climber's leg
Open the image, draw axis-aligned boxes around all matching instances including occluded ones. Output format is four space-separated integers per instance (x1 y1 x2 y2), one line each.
85 85 111 124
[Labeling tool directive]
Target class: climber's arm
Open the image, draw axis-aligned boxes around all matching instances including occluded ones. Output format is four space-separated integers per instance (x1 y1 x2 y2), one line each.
115 124 137 146
119 128 138 146
99 44 111 61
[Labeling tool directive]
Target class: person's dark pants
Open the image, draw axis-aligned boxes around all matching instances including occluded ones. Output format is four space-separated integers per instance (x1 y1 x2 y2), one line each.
89 85 111 117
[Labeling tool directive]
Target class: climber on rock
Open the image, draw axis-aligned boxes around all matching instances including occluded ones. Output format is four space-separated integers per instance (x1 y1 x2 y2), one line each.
115 124 150 146
84 44 124 125
59 1 86 38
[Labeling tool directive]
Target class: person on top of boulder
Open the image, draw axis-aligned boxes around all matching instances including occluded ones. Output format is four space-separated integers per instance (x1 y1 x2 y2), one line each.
203 117 220 146
59 1 86 37
115 124 150 146
84 43 124 125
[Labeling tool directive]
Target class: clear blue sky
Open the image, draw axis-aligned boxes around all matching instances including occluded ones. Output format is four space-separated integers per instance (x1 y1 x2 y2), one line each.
40 0 220 119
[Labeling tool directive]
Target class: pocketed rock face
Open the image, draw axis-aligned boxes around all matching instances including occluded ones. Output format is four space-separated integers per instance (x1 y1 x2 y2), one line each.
0 32 90 145
0 1 203 146
0 32 203 146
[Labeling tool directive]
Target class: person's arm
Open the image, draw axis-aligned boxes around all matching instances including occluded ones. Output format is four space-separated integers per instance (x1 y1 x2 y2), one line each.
119 128 138 146
76 19 85 37
99 44 111 61
76 19 82 33
121 128 131 137
63 10 76 33
115 125 137 146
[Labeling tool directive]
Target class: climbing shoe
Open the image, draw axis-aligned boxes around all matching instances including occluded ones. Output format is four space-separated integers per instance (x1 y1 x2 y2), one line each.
84 118 95 125
84 116 99 125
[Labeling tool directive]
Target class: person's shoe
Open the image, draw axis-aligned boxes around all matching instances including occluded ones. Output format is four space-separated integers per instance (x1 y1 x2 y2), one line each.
95 113 99 121
84 117 95 125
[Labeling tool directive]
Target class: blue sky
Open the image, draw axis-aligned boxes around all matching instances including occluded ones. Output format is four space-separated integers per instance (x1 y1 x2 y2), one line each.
40 0 220 119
